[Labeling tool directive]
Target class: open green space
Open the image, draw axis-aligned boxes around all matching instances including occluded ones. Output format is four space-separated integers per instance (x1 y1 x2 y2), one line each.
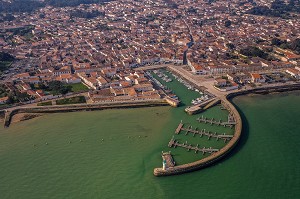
70 82 89 92
56 96 86 105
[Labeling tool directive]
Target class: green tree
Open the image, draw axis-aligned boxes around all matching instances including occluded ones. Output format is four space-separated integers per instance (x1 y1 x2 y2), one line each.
224 20 231 28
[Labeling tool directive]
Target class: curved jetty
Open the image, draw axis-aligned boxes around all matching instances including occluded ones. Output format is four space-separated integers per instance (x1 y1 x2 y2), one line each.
153 96 242 176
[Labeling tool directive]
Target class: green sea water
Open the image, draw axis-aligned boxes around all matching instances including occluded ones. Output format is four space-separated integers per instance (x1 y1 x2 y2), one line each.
0 78 300 198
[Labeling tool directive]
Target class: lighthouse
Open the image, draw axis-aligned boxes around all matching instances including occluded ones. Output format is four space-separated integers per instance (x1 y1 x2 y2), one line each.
163 159 167 170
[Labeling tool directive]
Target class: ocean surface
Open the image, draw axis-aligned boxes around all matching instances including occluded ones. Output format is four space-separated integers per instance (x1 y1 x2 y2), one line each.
0 74 300 198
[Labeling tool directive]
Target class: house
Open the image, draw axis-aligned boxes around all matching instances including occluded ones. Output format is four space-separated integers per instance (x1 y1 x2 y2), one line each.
226 80 239 91
125 76 136 84
13 72 30 80
286 68 300 79
236 73 252 84
227 73 238 82
191 63 207 75
97 76 109 88
88 89 114 102
25 76 41 84
101 68 117 78
250 73 265 83
134 77 148 85
0 96 9 104
214 78 227 87
57 74 81 84
84 77 99 90
53 66 72 77
133 83 154 92
35 90 54 100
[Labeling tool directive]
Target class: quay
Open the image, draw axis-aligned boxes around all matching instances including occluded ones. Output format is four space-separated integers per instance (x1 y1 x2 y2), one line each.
184 98 216 115
168 137 219 154
174 122 233 142
196 115 236 128
165 97 180 107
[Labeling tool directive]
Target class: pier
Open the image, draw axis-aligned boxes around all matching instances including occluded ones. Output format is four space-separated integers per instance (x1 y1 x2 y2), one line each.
185 98 215 115
196 115 236 128
168 137 219 155
175 122 184 134
174 122 233 142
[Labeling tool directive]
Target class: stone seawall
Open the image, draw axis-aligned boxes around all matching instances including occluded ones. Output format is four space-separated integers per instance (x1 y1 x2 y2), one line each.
228 83 300 98
3 100 168 128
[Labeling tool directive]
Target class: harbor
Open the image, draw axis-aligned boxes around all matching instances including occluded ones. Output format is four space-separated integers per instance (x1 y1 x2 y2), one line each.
147 68 240 176
154 95 242 176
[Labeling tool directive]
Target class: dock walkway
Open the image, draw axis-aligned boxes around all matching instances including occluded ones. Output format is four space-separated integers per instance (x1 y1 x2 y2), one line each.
197 115 236 128
174 122 233 142
168 137 219 155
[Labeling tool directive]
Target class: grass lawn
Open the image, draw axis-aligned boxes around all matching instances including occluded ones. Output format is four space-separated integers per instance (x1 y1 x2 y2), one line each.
56 96 86 105
70 83 89 92
37 101 53 106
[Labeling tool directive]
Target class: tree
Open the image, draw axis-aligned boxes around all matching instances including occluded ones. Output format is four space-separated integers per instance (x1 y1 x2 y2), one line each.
39 13 45 19
240 46 269 59
224 20 231 28
48 81 72 95
0 52 15 62
290 38 300 53
271 38 283 46
226 43 235 50
48 81 63 91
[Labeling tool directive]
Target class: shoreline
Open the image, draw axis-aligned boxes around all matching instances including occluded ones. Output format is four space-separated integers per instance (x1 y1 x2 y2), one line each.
153 83 300 176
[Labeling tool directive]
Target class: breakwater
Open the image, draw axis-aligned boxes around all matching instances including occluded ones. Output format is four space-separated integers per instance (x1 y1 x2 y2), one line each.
3 99 168 128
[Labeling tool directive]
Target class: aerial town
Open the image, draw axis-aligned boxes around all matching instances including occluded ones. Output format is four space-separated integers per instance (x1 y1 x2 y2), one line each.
0 0 299 106
1 1 300 197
